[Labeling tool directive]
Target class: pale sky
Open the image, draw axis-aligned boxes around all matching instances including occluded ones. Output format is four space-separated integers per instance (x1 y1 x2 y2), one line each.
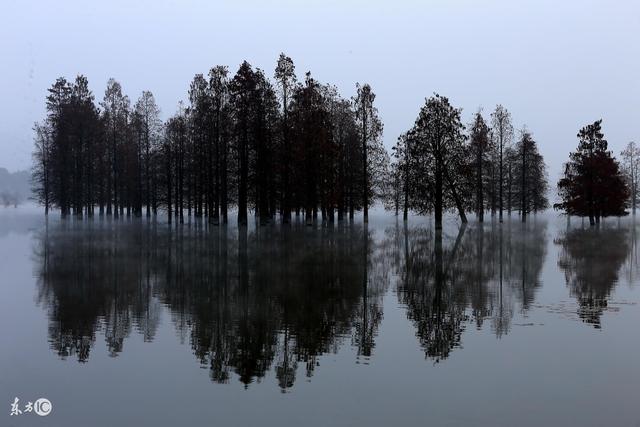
1 0 638 189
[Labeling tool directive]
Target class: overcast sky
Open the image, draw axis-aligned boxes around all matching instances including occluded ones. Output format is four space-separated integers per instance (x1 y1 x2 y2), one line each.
1 0 638 187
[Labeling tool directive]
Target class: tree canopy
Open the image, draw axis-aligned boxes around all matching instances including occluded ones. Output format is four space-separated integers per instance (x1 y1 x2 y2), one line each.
555 120 629 224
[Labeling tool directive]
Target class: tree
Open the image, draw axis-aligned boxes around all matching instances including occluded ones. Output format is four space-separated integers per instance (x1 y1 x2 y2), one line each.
187 73 210 218
556 120 629 224
468 111 491 222
391 132 411 221
327 91 359 221
161 117 173 223
512 128 548 222
101 79 130 218
381 159 402 216
68 75 100 217
45 77 72 216
353 83 383 223
40 75 101 217
290 73 330 224
490 105 513 222
32 122 52 214
503 146 516 215
229 62 257 226
229 62 280 226
251 69 280 225
411 94 467 229
621 141 640 215
165 104 188 224
274 53 296 224
208 65 231 224
133 91 161 217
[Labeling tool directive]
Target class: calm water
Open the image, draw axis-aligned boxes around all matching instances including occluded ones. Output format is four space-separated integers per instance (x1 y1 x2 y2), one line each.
2 207 640 427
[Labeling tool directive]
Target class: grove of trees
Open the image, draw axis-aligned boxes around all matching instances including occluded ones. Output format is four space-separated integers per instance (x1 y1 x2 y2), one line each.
31 56 564 226
32 56 387 226
388 99 549 228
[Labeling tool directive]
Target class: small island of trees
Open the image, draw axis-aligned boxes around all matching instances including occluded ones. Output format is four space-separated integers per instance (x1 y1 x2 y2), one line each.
555 120 631 225
30 54 636 227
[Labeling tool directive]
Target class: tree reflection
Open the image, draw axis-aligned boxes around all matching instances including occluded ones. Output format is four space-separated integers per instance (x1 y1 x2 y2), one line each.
34 221 163 362
394 218 547 362
33 220 387 389
556 225 629 328
622 220 640 286
33 217 549 379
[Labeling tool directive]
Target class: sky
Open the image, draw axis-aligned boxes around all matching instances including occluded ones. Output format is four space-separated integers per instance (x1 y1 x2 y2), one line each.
1 0 638 189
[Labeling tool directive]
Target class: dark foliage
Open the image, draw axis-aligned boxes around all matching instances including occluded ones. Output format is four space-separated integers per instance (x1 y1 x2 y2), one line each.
32 57 388 225
30 60 582 226
555 120 629 224
390 99 550 225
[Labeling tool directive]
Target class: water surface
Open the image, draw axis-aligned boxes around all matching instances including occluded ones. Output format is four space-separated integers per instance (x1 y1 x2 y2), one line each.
2 207 639 426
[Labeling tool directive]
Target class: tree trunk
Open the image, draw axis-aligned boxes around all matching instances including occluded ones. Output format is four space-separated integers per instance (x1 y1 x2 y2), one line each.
362 102 369 224
499 133 503 222
477 148 483 222
238 120 248 226
435 156 443 229
445 170 468 224
521 141 527 223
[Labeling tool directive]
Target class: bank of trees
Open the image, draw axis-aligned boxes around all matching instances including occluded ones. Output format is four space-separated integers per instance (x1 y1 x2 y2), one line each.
32 56 387 225
389 98 549 227
32 59 559 226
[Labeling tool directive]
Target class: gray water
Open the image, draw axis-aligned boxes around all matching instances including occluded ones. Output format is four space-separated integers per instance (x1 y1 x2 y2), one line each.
1 206 640 427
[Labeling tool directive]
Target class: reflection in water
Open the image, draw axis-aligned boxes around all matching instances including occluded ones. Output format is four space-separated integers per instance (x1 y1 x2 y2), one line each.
622 223 640 287
33 221 164 361
33 221 387 390
393 219 548 362
556 225 630 328
35 217 640 382
16 214 640 426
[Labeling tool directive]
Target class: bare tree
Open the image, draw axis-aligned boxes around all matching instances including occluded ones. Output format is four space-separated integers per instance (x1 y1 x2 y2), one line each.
32 122 51 214
621 141 640 215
